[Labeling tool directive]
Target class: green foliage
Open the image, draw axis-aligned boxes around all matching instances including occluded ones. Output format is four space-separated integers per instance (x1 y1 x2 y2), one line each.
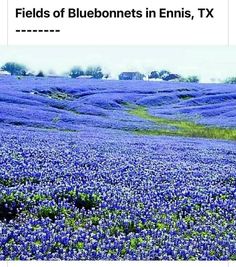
124 220 137 234
148 71 160 79
0 193 17 204
0 192 24 206
75 193 101 210
91 215 100 226
170 213 179 222
219 194 229 200
120 247 127 256
230 254 236 260
108 249 117 255
188 256 197 260
32 225 41 231
68 189 77 198
34 240 42 246
159 69 171 79
209 250 216 256
110 220 137 236
137 202 144 209
69 66 84 78
65 217 78 230
0 178 14 186
178 95 193 100
49 91 72 100
85 66 104 79
224 77 236 84
179 75 199 83
183 215 195 224
129 106 236 141
59 189 101 210
110 225 125 236
1 62 27 76
37 205 59 220
110 219 156 236
225 177 235 186
75 242 84 250
156 222 169 231
130 237 144 250
32 194 49 202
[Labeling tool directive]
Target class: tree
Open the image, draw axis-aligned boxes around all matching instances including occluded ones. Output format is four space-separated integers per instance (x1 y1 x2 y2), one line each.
36 71 45 77
186 75 199 83
103 73 110 79
118 72 145 80
69 66 84 78
1 62 28 76
85 66 103 79
224 77 236 84
148 71 160 79
162 73 181 81
159 70 171 79
179 75 200 83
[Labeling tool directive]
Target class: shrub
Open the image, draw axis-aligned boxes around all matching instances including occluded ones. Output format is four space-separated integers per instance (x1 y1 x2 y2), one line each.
36 71 45 77
37 205 59 220
85 66 103 79
1 62 28 76
0 192 25 221
148 71 160 79
75 193 101 210
130 237 144 250
58 189 101 210
69 66 84 78
179 76 199 83
75 242 84 250
224 77 236 84
159 70 171 79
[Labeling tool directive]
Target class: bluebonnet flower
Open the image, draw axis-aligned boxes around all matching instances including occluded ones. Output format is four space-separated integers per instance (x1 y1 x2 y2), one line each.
0 76 235 259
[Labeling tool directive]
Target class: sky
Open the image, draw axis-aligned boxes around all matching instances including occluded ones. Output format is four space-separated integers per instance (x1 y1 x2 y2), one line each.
0 46 236 82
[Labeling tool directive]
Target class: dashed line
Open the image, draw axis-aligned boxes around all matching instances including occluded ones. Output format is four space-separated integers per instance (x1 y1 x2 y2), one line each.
15 29 60 33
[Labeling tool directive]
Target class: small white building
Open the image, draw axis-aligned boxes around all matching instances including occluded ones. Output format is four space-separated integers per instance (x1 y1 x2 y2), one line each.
147 78 163 82
76 75 93 79
0 70 11 76
47 74 68 78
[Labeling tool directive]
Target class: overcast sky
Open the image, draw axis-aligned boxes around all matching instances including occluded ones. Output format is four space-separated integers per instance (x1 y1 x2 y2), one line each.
0 46 236 82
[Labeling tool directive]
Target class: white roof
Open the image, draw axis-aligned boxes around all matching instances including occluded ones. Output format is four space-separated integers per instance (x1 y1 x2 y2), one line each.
0 70 11 75
76 75 93 79
148 78 163 81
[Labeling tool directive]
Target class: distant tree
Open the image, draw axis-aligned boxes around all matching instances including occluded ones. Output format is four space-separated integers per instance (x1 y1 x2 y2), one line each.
36 71 45 77
162 73 181 81
1 62 28 76
85 66 104 79
103 73 110 79
69 66 84 78
185 75 199 83
159 70 171 79
119 72 145 80
179 75 200 83
148 71 160 79
224 77 236 84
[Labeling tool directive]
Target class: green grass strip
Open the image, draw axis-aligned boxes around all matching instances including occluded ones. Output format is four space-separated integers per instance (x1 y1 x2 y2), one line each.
129 106 236 140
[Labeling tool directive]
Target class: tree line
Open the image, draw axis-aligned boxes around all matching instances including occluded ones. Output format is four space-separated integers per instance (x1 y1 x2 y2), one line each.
0 63 105 79
1 62 236 84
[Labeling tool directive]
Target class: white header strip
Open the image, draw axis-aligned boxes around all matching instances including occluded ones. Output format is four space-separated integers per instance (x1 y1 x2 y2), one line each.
0 0 234 45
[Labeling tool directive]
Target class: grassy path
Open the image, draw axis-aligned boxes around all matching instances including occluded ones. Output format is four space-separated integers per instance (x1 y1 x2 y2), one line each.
129 106 236 141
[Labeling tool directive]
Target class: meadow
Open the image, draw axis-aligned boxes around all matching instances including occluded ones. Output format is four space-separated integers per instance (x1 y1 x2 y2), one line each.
0 76 235 260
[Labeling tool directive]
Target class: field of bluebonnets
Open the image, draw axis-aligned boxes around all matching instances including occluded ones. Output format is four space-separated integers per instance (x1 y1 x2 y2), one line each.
0 75 236 260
